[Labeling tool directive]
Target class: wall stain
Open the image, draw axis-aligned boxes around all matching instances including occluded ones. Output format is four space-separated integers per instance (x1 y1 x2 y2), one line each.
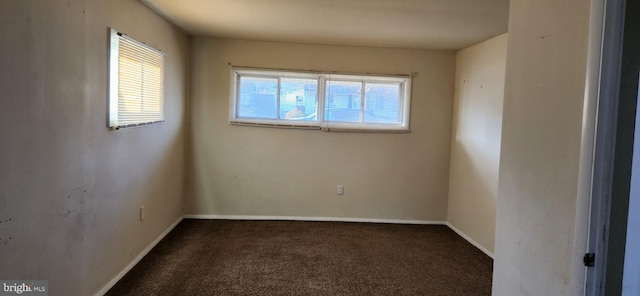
61 187 87 219
0 216 14 247
67 186 86 199
60 210 79 218
59 186 95 243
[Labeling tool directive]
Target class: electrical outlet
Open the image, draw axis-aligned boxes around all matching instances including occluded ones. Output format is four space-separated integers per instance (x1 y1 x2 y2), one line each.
140 206 144 221
337 185 344 195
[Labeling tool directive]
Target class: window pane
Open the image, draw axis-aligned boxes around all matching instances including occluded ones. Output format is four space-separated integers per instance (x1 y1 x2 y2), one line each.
280 78 318 121
364 83 401 124
230 69 411 130
237 76 277 119
325 80 362 123
111 30 165 128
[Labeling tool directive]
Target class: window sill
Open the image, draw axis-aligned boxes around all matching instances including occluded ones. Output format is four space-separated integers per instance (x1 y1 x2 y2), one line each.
229 121 409 133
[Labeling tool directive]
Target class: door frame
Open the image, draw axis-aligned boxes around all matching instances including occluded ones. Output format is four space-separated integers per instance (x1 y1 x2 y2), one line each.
585 0 636 295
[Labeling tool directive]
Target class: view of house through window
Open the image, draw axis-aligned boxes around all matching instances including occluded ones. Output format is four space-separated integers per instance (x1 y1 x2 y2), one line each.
230 68 411 131
325 81 401 124
237 76 319 121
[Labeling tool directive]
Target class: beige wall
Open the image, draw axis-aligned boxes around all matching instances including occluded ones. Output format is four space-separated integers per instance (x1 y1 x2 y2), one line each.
0 1 189 295
492 0 591 295
448 33 507 256
186 38 455 221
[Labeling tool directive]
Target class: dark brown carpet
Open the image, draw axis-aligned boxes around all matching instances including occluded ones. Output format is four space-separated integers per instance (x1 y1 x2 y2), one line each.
106 219 493 296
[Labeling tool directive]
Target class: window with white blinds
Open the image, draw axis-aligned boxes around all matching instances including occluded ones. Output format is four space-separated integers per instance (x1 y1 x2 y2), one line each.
109 29 165 129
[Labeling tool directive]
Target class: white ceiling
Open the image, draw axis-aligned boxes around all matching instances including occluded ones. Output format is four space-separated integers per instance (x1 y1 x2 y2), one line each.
141 0 509 50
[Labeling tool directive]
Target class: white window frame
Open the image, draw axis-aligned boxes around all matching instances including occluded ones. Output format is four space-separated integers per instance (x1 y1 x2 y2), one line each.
109 28 166 129
229 69 323 129
229 68 411 132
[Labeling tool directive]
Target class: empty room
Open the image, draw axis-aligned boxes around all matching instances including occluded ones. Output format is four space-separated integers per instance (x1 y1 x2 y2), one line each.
1 0 619 295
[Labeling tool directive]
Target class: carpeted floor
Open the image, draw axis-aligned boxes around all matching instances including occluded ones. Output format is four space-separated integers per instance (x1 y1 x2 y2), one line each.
106 219 493 295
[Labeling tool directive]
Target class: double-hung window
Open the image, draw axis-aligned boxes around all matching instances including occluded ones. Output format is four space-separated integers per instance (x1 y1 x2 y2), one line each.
230 68 411 131
109 29 165 129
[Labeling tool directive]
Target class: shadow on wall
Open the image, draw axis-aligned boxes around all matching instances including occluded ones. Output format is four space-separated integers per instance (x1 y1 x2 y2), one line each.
448 138 498 245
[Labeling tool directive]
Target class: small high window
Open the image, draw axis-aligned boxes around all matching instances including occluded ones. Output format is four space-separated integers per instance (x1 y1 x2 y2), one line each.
109 29 165 129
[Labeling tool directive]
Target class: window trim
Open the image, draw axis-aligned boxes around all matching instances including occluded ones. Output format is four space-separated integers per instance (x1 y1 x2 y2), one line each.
229 69 322 128
229 67 412 132
108 28 166 129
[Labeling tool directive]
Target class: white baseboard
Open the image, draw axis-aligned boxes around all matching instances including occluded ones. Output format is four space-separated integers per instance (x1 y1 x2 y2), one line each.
446 222 494 258
94 216 184 296
183 216 494 257
183 214 446 225
95 215 490 296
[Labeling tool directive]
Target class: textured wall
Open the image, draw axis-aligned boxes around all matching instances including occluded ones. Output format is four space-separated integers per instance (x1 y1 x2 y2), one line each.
0 1 190 294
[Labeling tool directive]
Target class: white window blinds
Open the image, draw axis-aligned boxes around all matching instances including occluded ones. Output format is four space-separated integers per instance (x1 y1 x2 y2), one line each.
109 29 165 129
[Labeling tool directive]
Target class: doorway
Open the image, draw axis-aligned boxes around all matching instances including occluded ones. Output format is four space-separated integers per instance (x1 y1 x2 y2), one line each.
586 0 640 295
